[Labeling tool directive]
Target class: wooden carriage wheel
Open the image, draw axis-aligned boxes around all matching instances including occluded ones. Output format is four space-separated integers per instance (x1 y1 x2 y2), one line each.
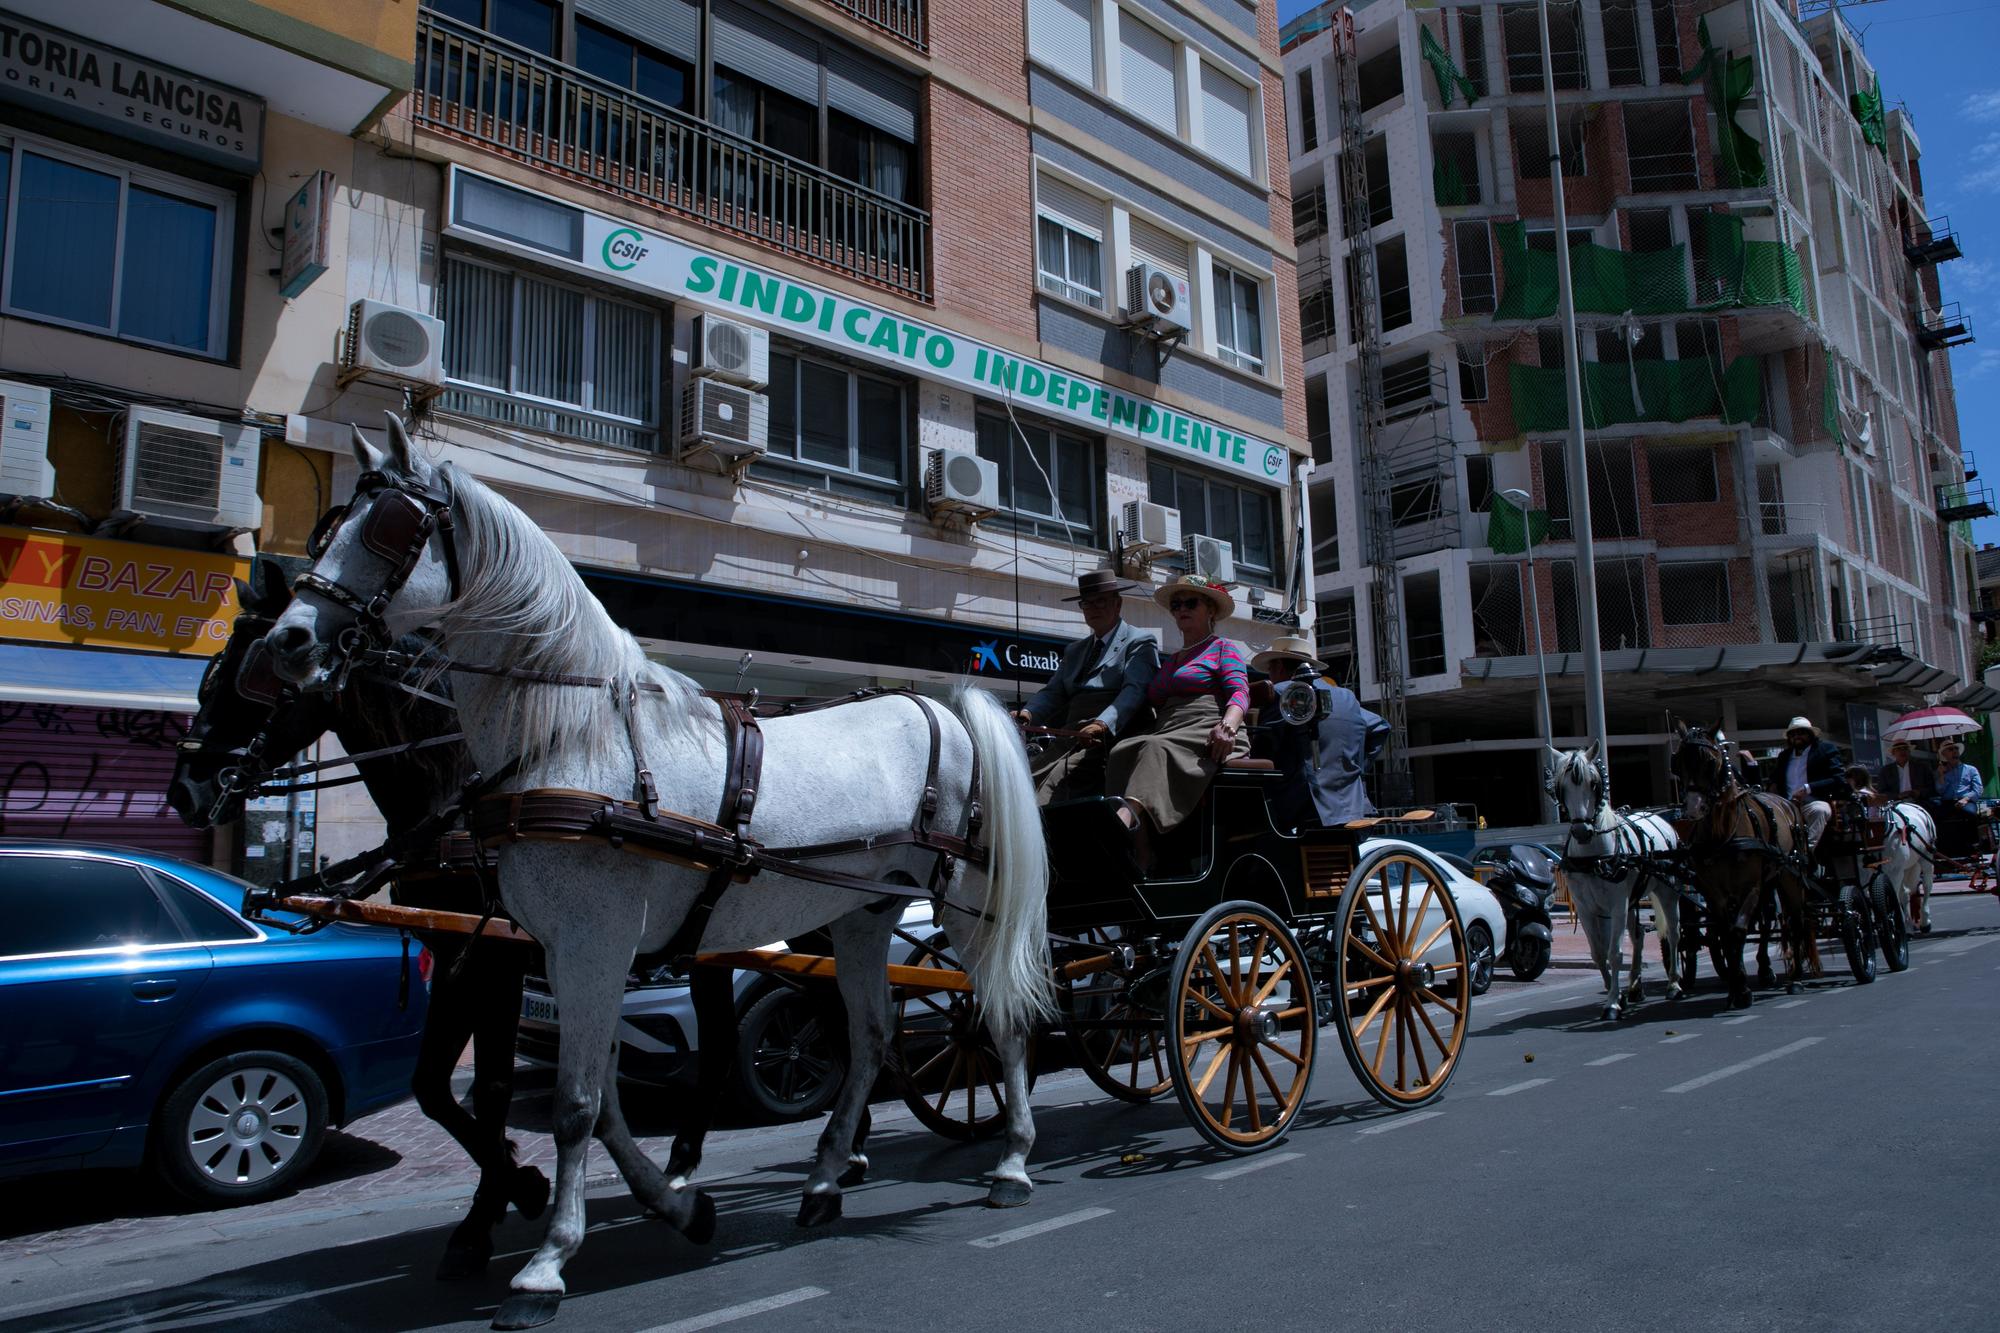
1333 852 1470 1110
1066 926 1171 1104
1165 901 1317 1154
892 931 1036 1140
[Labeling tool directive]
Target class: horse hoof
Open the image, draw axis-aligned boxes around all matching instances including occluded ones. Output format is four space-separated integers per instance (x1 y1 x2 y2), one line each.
1599 1006 1618 1022
492 1291 563 1331
796 1192 842 1229
435 1231 492 1282
511 1165 551 1222
837 1157 869 1190
1786 981 1802 995
1756 969 1776 989
986 1178 1032 1209
681 1189 718 1245
1729 994 1751 1011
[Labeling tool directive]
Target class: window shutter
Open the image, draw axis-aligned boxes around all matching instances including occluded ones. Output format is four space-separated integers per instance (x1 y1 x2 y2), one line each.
1198 62 1253 174
575 0 699 62
827 48 918 141
1028 0 1095 86
712 0 821 105
1036 173 1104 239
1117 14 1178 132
1128 215 1188 282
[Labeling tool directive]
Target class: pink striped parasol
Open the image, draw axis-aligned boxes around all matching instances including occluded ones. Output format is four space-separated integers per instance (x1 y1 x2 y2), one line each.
1882 706 1981 742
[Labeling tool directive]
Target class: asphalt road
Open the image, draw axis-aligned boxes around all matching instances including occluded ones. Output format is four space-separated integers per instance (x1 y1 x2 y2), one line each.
4 893 1996 1333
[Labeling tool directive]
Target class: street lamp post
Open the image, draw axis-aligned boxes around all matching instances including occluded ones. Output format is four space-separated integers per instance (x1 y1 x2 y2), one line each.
1504 487 1556 825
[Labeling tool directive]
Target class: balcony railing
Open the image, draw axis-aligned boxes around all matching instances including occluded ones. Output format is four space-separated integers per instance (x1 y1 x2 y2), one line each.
821 0 925 49
413 12 931 301
1755 500 1826 539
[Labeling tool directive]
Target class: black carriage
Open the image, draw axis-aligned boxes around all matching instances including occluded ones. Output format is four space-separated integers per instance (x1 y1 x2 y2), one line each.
891 761 1475 1155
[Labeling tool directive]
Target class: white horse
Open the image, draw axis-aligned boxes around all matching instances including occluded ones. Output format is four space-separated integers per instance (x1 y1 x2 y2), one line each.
265 419 1053 1329
1546 745 1682 1020
1877 799 1937 935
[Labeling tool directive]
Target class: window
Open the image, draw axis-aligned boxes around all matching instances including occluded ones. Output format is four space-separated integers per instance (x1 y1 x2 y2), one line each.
1405 571 1446 675
1470 562 1526 656
976 411 1101 543
762 345 908 497
1199 62 1255 176
1036 175 1105 308
1652 0 1683 83
1465 454 1495 518
1028 0 1096 85
1503 1 1583 92
1625 102 1698 191
1433 130 1482 205
1554 557 1650 650
1292 184 1327 245
830 112 914 202
1660 561 1732 625
1297 68 1319 153
153 873 258 941
440 253 661 450
1459 345 1490 403
1516 114 1587 178
1628 207 1674 253
1391 475 1443 528
1149 459 1280 581
1376 235 1412 331
1300 279 1336 348
1357 44 1403 113
1541 441 1641 539
1458 9 1487 96
1310 483 1339 574
1455 220 1497 314
1337 134 1392 235
0 138 233 357
1118 13 1180 133
1602 0 1644 87
0 856 180 957
1650 445 1720 504
1381 354 1436 420
1212 261 1265 373
1318 591 1358 685
431 0 559 55
1306 374 1333 466
713 68 816 162
576 18 693 110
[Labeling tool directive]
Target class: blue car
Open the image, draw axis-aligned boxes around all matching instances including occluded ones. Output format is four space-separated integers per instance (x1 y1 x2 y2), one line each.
0 841 429 1206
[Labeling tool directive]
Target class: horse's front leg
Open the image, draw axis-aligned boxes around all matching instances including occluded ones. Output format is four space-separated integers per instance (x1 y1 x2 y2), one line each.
666 965 737 1191
1651 888 1682 1001
799 910 894 1226
1582 905 1622 1021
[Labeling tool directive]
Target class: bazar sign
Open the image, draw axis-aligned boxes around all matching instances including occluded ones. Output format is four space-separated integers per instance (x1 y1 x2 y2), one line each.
0 11 262 171
0 527 245 655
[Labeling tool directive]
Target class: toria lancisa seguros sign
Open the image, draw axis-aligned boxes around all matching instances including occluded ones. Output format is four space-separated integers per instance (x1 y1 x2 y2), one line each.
0 11 263 171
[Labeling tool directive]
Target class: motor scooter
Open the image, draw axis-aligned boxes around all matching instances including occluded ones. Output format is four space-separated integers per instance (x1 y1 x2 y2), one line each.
1479 843 1557 982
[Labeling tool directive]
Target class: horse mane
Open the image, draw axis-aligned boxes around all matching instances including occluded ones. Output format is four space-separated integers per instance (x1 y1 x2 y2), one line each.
426 463 713 771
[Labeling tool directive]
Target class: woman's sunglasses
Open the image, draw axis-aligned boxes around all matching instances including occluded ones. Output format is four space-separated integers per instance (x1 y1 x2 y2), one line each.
1167 597 1205 612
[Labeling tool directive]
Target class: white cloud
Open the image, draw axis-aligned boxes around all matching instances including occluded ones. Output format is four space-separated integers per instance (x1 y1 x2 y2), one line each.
1962 133 2000 193
1961 347 2000 380
1966 90 2000 122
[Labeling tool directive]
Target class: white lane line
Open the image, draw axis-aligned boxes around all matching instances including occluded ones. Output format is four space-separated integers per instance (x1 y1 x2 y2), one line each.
969 1207 1113 1249
1934 935 1998 955
1358 1110 1444 1135
1661 1033 1700 1044
642 1287 830 1332
1664 1037 1824 1095
1587 1052 1634 1067
0 1280 151 1319
1204 1150 1302 1181
1488 1078 1552 1097
1723 1015 1760 1025
1775 999 1809 1009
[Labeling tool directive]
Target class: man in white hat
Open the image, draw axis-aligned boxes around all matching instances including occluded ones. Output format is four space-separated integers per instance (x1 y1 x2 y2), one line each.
1249 634 1390 830
1780 716 1845 850
1016 568 1162 804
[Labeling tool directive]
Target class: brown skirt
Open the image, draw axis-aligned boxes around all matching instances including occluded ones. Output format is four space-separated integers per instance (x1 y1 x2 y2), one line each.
1105 693 1248 834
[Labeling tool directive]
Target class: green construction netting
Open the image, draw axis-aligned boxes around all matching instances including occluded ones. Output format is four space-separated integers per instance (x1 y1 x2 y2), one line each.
1485 492 1549 554
1508 356 1762 433
1852 77 1886 151
1821 348 1845 451
1685 17 1767 188
1420 24 1480 109
1435 153 1471 205
1492 221 1692 319
1695 211 1811 318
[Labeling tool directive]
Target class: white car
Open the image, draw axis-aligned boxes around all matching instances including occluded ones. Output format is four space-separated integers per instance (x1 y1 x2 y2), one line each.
1355 837 1506 997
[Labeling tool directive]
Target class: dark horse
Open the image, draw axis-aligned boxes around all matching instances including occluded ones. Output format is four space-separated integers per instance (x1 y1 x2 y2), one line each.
1668 719 1812 1009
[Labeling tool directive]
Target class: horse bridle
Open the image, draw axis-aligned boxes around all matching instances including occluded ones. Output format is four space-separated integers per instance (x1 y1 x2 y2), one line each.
1672 728 1738 804
292 468 462 690
177 610 295 821
1544 753 1610 825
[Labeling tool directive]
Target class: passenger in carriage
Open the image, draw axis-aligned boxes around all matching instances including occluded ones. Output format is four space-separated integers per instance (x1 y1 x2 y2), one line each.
1876 738 1937 803
1103 574 1251 868
1013 568 1162 804
1933 739 1987 855
1778 716 1846 851
1247 634 1390 833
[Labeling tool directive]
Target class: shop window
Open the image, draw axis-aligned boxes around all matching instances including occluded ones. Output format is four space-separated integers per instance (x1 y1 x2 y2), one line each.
976 411 1101 544
1660 560 1731 625
1357 43 1403 113
1405 571 1446 676
1148 459 1279 581
440 252 661 451
1516 113 1587 179
1650 444 1720 504
1036 174 1105 308
0 137 234 358
1212 261 1266 373
1297 68 1319 153
1625 102 1698 192
1376 236 1412 331
761 345 908 499
1455 220 1496 314
1459 344 1490 403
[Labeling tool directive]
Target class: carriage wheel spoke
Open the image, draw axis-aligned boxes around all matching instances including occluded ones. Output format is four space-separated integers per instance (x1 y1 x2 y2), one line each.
1344 973 1395 991
1190 988 1235 1025
1249 958 1293 1008
1241 1051 1263 1134
1402 884 1436 954
1346 936 1395 975
1251 1046 1289 1105
1244 928 1268 998
1260 1036 1307 1068
1200 945 1237 1007
1416 986 1464 1018
907 1042 954 1085
1411 918 1452 962
1193 1040 1232 1096
1394 996 1407 1089
1219 1047 1240 1130
932 1049 965 1114
1370 992 1396 1076
1357 891 1394 957
1411 992 1455 1059
1405 998 1433 1086
1181 1024 1232 1048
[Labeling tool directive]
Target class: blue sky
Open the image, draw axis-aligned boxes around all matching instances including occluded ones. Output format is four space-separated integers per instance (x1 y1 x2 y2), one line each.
1272 0 2000 547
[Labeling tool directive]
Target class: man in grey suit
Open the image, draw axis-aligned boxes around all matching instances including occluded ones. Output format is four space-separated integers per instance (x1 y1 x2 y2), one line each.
1874 737 1937 804
1016 568 1162 804
1249 635 1391 831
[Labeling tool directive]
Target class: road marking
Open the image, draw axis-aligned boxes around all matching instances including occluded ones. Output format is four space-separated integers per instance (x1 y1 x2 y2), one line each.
1723 1015 1759 1025
642 1287 830 1332
1204 1150 1302 1181
1664 1037 1824 1095
0 1280 151 1319
1358 1110 1443 1135
1488 1078 1551 1097
1587 1052 1634 1066
1660 1033 1700 1044
1775 999 1809 1009
969 1207 1113 1249
1934 935 1997 954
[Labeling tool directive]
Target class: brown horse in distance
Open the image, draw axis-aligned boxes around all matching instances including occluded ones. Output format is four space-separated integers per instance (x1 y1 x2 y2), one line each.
1669 719 1814 1009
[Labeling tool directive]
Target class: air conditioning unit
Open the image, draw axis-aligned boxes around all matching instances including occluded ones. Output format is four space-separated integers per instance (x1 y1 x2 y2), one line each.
924 450 999 520
0 378 53 502
1124 262 1192 337
1121 499 1182 552
691 313 770 389
1183 533 1235 584
341 299 445 389
680 378 768 461
117 408 263 530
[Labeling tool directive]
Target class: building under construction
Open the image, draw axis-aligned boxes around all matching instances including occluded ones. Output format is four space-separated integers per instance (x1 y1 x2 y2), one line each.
1281 0 1989 827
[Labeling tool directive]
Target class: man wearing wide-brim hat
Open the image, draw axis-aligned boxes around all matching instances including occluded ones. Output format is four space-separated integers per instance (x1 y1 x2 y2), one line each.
1016 568 1162 804
1779 715 1845 851
1249 634 1391 830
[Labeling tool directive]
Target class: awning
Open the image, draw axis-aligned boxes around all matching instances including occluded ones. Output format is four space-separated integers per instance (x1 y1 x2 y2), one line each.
0 642 208 712
1945 682 2000 713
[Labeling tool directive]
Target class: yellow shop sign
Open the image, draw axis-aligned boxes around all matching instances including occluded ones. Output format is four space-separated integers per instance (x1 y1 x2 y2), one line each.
0 527 246 655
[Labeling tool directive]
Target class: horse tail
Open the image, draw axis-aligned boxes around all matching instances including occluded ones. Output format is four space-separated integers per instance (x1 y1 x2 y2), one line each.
951 685 1055 1032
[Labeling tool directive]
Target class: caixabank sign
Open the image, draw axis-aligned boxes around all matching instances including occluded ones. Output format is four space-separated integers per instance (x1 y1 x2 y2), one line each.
447 167 1291 486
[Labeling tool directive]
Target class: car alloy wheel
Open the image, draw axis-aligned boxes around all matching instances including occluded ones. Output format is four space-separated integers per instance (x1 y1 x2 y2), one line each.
1466 921 1495 996
736 986 845 1121
155 1049 328 1206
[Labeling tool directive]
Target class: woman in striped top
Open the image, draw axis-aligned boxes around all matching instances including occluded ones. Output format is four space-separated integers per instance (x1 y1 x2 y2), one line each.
1105 574 1252 852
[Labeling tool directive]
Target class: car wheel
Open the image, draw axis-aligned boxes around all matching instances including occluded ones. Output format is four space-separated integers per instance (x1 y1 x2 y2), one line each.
153 1050 328 1207
1467 921 1495 996
734 986 845 1122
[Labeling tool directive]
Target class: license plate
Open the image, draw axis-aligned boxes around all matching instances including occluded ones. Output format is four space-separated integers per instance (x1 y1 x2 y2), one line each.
521 992 558 1025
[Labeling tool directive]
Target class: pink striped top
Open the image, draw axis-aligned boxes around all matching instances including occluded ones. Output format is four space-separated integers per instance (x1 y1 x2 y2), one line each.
1147 635 1250 714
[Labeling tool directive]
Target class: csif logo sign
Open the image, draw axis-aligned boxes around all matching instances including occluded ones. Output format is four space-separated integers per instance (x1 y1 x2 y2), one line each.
602 227 650 271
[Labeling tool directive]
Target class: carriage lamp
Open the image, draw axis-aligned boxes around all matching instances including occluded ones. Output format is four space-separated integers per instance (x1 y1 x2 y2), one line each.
1276 663 1329 727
